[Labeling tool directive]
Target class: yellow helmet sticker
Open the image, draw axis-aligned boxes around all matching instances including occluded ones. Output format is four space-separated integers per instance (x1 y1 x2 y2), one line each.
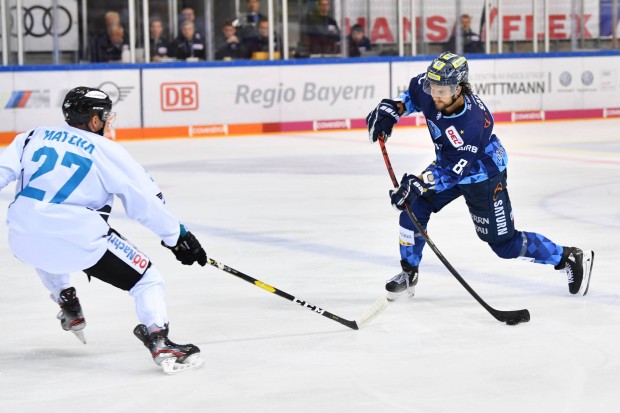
452 56 467 68
427 72 441 81
442 52 458 60
432 61 446 70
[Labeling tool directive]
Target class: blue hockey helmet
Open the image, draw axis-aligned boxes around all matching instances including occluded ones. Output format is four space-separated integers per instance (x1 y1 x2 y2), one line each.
423 52 469 95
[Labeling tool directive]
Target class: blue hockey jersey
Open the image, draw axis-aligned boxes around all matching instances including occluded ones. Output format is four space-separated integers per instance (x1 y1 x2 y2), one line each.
398 73 508 193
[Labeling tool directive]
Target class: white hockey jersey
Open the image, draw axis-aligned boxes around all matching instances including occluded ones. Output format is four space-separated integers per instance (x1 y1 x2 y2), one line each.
0 125 181 273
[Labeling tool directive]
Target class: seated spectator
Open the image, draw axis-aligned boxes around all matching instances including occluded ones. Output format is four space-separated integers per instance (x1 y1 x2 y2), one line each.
299 0 340 56
347 24 371 57
447 14 483 54
90 10 125 62
215 20 248 60
92 24 127 62
169 20 206 60
244 18 281 58
238 0 266 40
177 6 205 37
149 17 169 61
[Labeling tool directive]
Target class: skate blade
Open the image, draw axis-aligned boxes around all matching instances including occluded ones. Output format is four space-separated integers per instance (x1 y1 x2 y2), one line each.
579 250 594 296
71 329 87 344
386 287 416 302
161 354 204 375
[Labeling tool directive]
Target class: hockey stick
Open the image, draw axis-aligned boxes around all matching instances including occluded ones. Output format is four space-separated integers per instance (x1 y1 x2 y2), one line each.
378 137 530 325
207 258 388 330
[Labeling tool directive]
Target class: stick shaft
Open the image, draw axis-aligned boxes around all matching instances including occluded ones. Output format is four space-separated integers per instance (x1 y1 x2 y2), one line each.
208 258 359 330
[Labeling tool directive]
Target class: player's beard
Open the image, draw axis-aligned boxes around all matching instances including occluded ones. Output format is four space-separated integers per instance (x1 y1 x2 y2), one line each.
435 93 461 114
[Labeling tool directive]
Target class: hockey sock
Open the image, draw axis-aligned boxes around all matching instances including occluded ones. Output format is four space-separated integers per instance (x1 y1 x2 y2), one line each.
520 231 563 266
129 266 169 328
399 225 424 267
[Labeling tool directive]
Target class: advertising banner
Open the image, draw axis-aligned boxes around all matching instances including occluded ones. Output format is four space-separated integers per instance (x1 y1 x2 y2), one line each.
344 0 599 44
392 55 620 114
142 63 391 127
2 0 79 52
0 69 141 132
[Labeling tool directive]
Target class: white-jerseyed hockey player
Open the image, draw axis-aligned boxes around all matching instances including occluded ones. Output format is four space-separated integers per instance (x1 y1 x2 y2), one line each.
0 86 207 374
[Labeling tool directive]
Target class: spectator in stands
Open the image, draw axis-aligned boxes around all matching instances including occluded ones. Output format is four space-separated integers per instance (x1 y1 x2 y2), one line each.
178 6 205 37
245 18 281 58
299 0 340 56
237 0 267 43
215 20 248 60
347 24 371 57
104 11 122 31
169 20 206 60
447 14 483 54
92 24 127 62
244 0 266 26
90 10 125 62
149 17 169 61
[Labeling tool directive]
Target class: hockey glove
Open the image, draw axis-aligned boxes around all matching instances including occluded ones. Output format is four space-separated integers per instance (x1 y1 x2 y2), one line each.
366 99 403 143
389 173 425 211
162 224 207 266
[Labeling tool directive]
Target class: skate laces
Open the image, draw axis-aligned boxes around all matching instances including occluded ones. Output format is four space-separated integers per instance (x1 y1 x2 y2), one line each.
564 252 577 284
563 265 575 284
388 271 411 288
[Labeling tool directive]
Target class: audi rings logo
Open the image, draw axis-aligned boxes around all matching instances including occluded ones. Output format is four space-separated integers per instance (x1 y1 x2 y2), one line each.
9 5 73 38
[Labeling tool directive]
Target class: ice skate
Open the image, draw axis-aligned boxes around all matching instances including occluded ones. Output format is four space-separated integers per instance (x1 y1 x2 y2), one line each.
386 260 419 301
554 247 594 296
134 324 204 375
56 287 86 344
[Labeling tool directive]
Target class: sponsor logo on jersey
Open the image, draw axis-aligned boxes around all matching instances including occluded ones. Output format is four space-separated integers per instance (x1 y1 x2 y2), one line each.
445 126 464 147
484 115 491 128
457 145 478 153
107 233 150 275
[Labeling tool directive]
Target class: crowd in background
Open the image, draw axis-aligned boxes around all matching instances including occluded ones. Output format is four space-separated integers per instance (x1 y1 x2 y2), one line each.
90 0 381 63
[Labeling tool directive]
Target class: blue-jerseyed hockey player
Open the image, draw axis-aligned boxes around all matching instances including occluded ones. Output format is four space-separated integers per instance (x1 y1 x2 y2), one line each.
366 52 594 301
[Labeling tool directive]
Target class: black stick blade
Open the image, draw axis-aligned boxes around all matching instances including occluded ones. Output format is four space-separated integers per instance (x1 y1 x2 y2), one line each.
495 309 531 325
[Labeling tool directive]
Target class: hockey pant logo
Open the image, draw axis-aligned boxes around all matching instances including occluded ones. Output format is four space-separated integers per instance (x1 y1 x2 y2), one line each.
462 172 515 244
107 231 150 275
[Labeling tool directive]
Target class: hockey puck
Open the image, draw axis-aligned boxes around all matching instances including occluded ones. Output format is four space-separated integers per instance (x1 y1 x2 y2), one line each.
505 319 520 325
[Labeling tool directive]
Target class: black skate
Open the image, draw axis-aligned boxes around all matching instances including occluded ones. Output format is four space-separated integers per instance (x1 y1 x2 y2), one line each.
386 260 419 301
134 324 204 374
57 287 86 344
554 247 594 296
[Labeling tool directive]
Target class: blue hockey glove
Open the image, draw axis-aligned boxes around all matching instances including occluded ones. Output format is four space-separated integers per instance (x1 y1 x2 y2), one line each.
389 174 425 210
162 224 207 266
366 99 403 143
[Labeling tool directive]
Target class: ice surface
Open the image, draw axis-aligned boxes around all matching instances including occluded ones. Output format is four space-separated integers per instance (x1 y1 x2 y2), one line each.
1 120 619 413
